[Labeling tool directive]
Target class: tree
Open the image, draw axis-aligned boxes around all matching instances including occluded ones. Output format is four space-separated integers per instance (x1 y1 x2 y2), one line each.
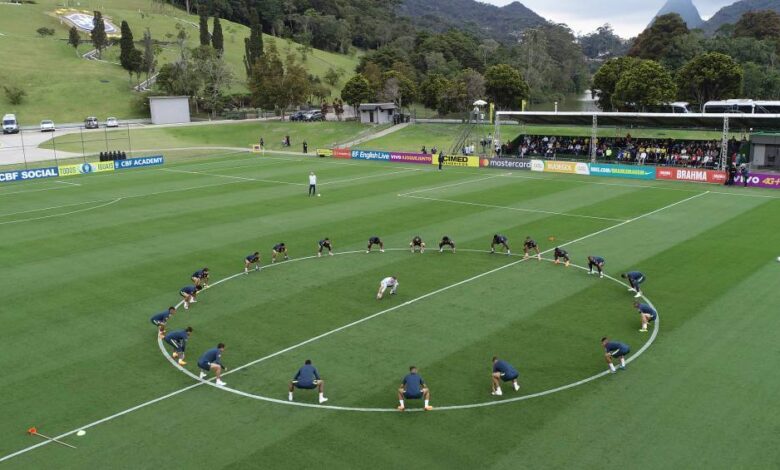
193 45 235 117
613 59 676 111
579 24 628 59
68 26 80 57
458 68 486 107
36 27 55 37
142 29 157 83
119 21 138 81
248 42 309 117
199 13 210 46
324 67 343 86
3 85 26 105
211 16 223 55
243 9 264 76
592 56 642 111
129 48 144 86
340 74 373 111
419 74 454 115
676 52 743 106
733 10 780 41
380 70 417 108
91 11 108 59
484 64 529 110
628 13 689 61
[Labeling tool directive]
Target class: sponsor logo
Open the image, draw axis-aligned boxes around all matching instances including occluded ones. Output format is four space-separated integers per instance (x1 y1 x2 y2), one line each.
316 148 333 157
436 155 479 168
734 173 780 189
59 161 115 176
542 161 591 175
590 164 656 180
351 150 391 161
390 152 432 164
656 167 726 184
0 166 59 183
531 159 545 172
332 148 351 159
114 156 165 170
481 158 532 170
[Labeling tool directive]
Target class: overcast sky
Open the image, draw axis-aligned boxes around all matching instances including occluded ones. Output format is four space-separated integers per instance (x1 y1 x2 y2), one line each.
483 0 737 37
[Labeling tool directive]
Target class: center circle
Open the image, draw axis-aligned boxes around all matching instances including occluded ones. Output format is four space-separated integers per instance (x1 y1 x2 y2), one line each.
158 249 659 412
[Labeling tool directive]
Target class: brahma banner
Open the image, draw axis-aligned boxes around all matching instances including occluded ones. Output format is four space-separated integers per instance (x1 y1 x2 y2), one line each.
332 148 351 159
59 161 115 177
544 160 590 175
435 155 480 168
656 167 726 184
480 158 532 170
734 172 780 189
590 163 656 180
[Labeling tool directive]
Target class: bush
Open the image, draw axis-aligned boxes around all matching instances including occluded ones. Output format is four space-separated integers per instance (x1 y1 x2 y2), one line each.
36 27 55 37
4 86 26 105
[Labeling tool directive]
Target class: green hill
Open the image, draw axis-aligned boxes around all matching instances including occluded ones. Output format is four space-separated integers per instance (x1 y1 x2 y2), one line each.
0 0 360 125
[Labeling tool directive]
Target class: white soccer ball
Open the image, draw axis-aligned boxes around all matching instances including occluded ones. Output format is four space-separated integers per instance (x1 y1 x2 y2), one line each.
76 430 86 437
317 193 321 197
777 256 780 262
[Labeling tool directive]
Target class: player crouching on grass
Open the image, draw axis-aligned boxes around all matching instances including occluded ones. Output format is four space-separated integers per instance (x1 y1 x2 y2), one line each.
288 359 328 404
523 236 541 260
634 301 657 332
601 337 629 373
191 267 209 288
179 284 203 310
376 276 398 300
491 357 521 396
587 255 605 278
621 271 646 298
367 236 384 253
150 306 176 338
439 236 455 253
398 366 432 411
198 343 227 386
164 327 192 366
491 234 510 255
318 238 333 257
410 236 425 253
554 247 570 267
272 243 289 263
245 251 261 273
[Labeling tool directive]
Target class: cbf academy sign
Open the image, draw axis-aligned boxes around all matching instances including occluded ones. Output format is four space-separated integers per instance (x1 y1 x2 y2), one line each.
114 156 165 170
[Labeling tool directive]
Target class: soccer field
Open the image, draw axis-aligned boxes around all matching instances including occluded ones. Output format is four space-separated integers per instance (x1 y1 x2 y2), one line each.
2 152 779 468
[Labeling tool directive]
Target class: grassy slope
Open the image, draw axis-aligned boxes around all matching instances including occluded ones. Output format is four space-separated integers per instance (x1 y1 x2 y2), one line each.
0 0 359 125
0 154 778 468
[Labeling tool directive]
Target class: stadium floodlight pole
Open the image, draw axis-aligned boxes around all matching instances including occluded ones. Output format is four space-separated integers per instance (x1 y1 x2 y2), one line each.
720 115 729 170
590 114 598 163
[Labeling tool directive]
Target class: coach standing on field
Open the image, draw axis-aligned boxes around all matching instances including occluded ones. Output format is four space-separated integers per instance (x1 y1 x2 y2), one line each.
438 152 444 171
308 171 317 196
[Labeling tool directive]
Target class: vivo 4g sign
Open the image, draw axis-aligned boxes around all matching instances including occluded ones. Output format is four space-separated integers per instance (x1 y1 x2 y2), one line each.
589 164 656 180
0 166 59 183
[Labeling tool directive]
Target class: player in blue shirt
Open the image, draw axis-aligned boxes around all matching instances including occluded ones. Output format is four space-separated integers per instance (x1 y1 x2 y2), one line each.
150 306 176 338
317 238 333 257
410 236 426 254
198 343 227 386
439 236 455 253
554 247 570 267
491 356 520 396
601 336 630 373
272 243 289 263
587 255 605 278
523 236 541 260
397 366 432 411
491 234 510 255
164 327 192 366
634 301 657 332
191 267 210 287
288 359 328 403
244 251 261 273
179 284 203 310
367 236 384 253
621 271 645 298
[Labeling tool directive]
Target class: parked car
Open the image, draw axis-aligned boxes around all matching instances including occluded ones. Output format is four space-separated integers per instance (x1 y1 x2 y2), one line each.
305 111 324 122
40 120 56 132
289 111 307 122
85 116 99 129
2 113 19 134
106 117 119 128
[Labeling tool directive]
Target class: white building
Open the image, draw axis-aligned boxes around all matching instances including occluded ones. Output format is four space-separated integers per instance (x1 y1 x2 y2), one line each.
149 96 191 125
358 103 397 125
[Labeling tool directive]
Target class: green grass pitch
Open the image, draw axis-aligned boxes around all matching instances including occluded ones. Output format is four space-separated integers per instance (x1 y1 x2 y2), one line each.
1 152 779 468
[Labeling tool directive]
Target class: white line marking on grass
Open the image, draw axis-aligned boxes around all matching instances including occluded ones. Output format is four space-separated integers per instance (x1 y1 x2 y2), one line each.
0 185 72 197
399 194 627 222
0 198 122 225
321 168 422 185
398 175 503 197
159 168 306 186
0 200 106 218
55 180 81 186
0 192 703 461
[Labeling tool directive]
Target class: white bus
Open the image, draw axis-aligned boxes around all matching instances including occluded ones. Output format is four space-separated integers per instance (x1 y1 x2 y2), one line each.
702 99 780 114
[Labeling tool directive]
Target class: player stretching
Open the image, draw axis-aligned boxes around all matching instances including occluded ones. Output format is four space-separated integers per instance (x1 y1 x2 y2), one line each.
491 234 510 255
191 267 209 287
554 247 570 267
587 256 605 278
245 252 261 273
179 284 203 310
601 336 630 373
272 243 289 263
410 236 425 253
367 236 384 253
523 236 541 260
439 236 455 253
318 238 333 257
164 327 192 366
634 301 657 332
621 271 645 298
198 343 227 386
150 306 176 338
288 359 328 403
376 276 399 299
491 356 520 396
398 366 433 411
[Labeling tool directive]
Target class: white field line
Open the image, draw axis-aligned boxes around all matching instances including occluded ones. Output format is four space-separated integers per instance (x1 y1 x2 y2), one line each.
55 180 81 186
398 174 505 197
400 194 627 222
0 198 122 225
0 184 72 197
0 191 706 462
321 168 422 185
159 168 306 186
